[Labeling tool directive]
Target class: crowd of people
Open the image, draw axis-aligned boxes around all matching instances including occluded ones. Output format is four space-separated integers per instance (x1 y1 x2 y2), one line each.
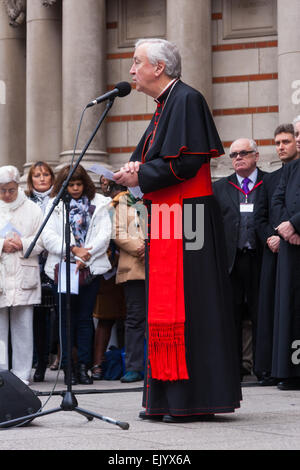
1 37 300 423
213 119 300 391
0 162 146 387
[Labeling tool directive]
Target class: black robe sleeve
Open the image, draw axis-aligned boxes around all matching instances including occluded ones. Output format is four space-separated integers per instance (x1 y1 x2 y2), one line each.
130 81 224 194
255 173 277 244
271 167 290 229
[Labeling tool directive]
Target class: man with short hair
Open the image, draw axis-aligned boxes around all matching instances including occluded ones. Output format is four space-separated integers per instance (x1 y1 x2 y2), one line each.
255 123 298 386
114 38 241 422
213 138 265 380
271 122 300 390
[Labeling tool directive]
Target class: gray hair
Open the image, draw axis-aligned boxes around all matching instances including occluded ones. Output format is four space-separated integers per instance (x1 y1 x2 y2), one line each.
229 138 258 154
0 165 20 185
135 38 181 79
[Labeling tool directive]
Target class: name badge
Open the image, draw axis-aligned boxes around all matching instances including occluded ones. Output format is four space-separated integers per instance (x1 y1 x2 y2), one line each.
240 203 254 213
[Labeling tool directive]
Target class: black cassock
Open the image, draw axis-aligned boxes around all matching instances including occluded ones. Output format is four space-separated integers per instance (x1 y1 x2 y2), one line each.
271 159 300 379
131 80 241 416
254 167 282 377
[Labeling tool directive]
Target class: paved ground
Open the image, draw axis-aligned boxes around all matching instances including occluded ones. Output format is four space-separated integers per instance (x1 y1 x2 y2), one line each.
0 370 300 452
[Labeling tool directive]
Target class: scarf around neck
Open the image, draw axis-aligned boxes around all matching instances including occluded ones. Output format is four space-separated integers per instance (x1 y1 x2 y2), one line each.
0 188 27 232
31 186 53 213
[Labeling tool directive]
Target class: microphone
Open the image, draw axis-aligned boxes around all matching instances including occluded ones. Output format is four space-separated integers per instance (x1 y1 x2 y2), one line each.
86 81 131 108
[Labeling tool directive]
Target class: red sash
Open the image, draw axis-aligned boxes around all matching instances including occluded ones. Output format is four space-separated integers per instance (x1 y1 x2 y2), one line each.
144 163 212 381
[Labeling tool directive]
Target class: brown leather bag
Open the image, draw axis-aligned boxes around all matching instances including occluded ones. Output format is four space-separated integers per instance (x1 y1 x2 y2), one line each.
54 262 96 287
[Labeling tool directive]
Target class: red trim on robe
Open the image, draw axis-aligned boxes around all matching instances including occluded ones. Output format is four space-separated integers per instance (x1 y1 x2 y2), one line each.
162 146 224 160
169 161 185 181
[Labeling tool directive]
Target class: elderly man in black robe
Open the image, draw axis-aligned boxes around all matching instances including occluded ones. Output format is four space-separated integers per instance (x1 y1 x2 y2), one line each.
114 38 241 422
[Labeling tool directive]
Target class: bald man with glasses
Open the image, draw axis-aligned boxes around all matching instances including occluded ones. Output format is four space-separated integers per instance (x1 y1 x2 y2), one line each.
213 138 265 381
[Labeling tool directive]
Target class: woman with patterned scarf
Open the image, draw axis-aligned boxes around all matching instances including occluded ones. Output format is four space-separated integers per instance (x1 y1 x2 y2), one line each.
42 165 112 385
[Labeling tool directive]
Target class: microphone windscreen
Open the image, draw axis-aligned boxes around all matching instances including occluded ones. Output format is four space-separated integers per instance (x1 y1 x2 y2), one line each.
116 81 132 97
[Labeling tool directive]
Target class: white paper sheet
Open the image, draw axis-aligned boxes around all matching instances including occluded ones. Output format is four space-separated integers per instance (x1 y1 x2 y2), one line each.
57 261 79 295
0 222 22 238
88 164 144 199
88 164 115 181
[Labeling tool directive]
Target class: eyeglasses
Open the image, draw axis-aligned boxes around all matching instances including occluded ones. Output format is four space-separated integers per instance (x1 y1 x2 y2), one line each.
0 188 17 195
229 150 255 159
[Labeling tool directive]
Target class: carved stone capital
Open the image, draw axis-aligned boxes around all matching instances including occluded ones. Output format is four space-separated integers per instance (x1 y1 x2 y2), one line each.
3 0 26 27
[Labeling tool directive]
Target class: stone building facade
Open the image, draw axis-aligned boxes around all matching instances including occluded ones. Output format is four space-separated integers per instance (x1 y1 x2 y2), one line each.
0 0 300 183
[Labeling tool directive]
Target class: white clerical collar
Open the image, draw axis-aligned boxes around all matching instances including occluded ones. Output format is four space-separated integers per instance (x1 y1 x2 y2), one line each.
155 78 178 103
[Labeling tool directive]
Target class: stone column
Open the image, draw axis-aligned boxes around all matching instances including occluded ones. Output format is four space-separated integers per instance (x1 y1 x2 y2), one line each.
277 0 300 123
25 0 62 176
60 0 107 173
0 0 26 170
166 0 212 108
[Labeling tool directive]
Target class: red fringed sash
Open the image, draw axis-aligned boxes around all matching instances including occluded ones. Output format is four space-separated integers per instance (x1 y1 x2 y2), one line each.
144 163 213 381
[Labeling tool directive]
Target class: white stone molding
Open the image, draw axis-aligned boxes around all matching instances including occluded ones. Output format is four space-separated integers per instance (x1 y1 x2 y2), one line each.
118 0 166 48
223 0 277 39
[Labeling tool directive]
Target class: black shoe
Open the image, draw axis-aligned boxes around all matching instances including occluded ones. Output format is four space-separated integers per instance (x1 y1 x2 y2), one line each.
138 411 163 421
258 376 279 386
162 414 215 423
277 378 300 390
77 364 93 385
33 364 47 382
63 368 78 386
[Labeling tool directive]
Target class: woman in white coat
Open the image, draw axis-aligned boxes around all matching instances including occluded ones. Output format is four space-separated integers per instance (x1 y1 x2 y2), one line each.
0 165 44 385
42 165 112 385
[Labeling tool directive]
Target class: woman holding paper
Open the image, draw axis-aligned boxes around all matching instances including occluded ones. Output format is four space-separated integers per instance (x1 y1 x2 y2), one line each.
0 165 44 385
42 165 112 385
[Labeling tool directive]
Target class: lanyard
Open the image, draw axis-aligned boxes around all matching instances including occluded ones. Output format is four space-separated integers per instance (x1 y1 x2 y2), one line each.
228 180 263 202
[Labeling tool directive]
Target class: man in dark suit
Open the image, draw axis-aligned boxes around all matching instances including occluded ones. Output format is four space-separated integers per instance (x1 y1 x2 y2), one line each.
271 138 300 390
255 124 298 386
213 138 265 380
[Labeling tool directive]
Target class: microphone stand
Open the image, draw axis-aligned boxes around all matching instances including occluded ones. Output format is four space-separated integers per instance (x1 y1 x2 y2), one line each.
0 98 129 430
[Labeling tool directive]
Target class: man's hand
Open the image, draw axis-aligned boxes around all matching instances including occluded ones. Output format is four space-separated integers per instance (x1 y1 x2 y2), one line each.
289 233 300 245
267 235 280 253
276 221 295 241
113 161 141 187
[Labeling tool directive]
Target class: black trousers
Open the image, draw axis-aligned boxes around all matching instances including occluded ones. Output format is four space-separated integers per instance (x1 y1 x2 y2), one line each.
230 249 260 376
54 276 100 367
123 280 146 372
